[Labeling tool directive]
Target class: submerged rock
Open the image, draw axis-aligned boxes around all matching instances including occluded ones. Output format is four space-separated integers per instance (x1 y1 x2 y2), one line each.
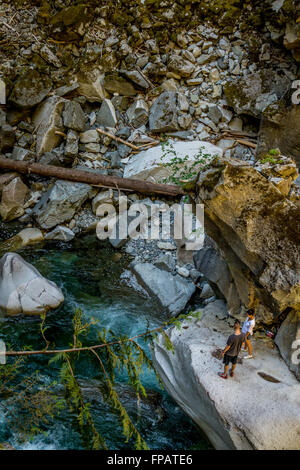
0 253 64 316
152 300 300 450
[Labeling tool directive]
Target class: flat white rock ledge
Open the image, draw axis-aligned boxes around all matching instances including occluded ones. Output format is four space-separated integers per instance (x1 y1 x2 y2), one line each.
0 252 64 316
151 300 300 450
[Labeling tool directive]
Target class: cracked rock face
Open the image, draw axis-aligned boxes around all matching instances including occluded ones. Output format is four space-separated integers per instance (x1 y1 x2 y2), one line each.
195 156 300 324
0 252 64 316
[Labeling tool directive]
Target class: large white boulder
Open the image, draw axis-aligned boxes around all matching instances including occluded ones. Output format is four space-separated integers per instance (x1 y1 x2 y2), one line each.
0 253 64 316
152 300 300 450
123 141 223 183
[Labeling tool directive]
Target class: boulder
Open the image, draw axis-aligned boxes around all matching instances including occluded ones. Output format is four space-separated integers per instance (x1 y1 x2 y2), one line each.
33 180 91 229
123 140 223 183
0 253 64 316
9 70 52 109
195 157 300 323
96 99 117 128
92 189 114 214
153 253 176 272
0 176 28 221
103 74 136 96
0 124 15 153
152 301 300 449
224 71 290 118
126 99 149 128
149 91 179 133
33 96 66 156
62 101 86 132
120 70 150 90
80 129 99 143
76 70 106 102
131 262 196 317
168 54 195 77
0 228 44 258
50 4 94 42
275 310 300 380
45 225 75 241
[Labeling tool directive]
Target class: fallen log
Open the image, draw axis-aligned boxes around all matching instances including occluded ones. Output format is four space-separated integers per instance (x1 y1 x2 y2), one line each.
0 158 185 197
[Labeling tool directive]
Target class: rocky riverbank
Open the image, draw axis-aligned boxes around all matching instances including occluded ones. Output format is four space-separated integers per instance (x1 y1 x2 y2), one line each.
151 300 300 450
0 0 299 450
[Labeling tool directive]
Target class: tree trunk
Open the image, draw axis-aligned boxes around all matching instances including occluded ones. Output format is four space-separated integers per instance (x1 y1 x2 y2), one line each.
0 158 185 197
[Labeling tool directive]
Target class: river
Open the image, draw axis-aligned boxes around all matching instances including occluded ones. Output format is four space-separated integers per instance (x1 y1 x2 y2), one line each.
0 232 209 450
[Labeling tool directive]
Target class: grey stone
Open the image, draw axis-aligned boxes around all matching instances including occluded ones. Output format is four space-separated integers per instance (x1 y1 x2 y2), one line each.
149 92 179 133
33 96 66 156
0 124 15 153
39 151 63 166
168 55 195 77
80 129 100 143
131 262 196 317
9 69 52 109
103 74 136 96
275 311 300 380
54 82 79 97
126 99 149 128
45 225 75 242
0 252 64 316
200 282 215 299
154 253 176 272
224 71 290 118
65 130 79 159
120 70 150 90
207 104 222 124
76 69 106 102
33 180 91 229
110 151 122 169
62 101 86 132
11 146 35 162
0 176 29 222
96 99 117 128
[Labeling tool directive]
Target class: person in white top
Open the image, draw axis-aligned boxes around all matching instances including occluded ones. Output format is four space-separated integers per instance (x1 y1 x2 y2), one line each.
241 309 255 359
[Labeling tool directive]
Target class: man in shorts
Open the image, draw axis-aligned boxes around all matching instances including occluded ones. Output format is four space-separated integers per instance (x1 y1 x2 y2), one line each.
219 320 244 379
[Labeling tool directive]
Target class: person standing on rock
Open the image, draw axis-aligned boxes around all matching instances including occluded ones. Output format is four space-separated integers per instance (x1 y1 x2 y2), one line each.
241 309 256 359
219 320 244 379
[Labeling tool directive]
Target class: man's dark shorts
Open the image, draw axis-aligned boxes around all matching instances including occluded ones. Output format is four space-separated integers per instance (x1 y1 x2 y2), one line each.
223 354 238 365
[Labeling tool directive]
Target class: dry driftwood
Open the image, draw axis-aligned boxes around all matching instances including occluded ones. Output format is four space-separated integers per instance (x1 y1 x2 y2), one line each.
0 158 185 197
